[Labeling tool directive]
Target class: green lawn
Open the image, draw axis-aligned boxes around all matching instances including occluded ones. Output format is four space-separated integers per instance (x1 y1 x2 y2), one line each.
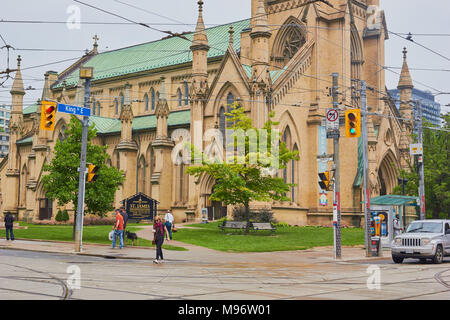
0 221 365 253
0 223 187 251
172 222 365 252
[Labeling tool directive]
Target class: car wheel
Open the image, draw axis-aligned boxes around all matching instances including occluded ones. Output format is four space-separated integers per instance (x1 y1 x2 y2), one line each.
419 258 427 263
392 255 404 264
432 245 444 264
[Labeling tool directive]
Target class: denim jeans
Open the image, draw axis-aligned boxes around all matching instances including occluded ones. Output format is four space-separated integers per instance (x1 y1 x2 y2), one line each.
5 226 14 240
165 222 172 240
112 229 123 249
155 235 164 260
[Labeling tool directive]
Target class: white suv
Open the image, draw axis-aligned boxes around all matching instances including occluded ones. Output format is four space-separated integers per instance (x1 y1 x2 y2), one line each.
391 220 450 264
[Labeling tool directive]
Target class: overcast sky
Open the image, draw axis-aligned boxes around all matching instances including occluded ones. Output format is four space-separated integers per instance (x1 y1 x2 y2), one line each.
1 0 449 115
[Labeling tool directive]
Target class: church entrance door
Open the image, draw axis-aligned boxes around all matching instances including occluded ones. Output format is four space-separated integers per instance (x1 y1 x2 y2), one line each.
39 198 53 220
207 201 227 221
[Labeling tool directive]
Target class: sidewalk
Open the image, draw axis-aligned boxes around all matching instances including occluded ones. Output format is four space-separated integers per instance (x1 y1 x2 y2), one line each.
0 236 389 265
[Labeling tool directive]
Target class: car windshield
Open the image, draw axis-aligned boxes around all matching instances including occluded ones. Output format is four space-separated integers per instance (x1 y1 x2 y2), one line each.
406 222 442 234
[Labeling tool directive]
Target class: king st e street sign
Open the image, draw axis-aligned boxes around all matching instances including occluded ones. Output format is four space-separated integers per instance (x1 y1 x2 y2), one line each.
58 103 91 117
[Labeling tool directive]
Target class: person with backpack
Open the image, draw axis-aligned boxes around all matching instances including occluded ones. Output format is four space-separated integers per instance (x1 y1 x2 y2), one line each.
4 213 14 241
153 215 169 264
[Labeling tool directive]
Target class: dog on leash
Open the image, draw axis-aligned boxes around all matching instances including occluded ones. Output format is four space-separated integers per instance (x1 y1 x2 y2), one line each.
125 230 139 246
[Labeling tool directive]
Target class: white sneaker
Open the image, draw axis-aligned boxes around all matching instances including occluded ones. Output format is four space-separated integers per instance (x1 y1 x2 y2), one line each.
153 259 159 264
159 260 165 263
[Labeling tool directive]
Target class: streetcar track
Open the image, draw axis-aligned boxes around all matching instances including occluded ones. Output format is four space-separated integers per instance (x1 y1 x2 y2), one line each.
0 263 72 300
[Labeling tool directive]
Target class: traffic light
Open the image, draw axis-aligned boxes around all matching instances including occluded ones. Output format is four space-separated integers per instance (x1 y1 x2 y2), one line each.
345 109 361 138
87 164 99 183
318 172 331 191
40 101 57 131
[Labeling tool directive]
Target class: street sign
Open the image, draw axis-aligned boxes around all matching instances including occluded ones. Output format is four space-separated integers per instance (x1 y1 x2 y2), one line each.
410 143 423 156
58 103 91 117
326 131 340 139
326 108 340 131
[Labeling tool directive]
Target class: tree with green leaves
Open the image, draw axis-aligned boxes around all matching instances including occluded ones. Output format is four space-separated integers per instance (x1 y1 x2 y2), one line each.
186 103 299 232
42 116 124 221
393 113 449 219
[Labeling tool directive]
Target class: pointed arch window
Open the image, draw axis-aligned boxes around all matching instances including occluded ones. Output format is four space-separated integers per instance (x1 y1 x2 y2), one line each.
92 98 96 116
226 92 235 112
150 88 156 110
219 107 226 146
272 17 306 67
120 92 124 112
115 98 119 116
96 101 101 116
177 88 183 107
281 126 298 203
144 93 149 112
184 82 189 105
58 125 67 142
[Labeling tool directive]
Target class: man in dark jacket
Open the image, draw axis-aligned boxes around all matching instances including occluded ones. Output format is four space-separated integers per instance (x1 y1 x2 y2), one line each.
4 213 15 241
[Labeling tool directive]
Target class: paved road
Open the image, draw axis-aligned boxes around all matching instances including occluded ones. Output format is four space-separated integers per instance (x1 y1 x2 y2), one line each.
0 248 449 300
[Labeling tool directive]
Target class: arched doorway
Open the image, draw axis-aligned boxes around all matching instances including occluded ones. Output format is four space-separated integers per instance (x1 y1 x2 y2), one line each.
208 185 227 220
377 151 398 196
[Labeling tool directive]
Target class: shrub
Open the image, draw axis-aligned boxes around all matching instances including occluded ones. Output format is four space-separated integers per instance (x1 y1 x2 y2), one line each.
55 210 64 222
256 209 277 223
83 216 116 226
55 210 70 222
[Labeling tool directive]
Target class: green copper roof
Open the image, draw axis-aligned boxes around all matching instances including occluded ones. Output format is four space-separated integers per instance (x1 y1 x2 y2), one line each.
242 64 287 83
16 136 33 145
23 103 38 115
89 110 190 135
54 19 251 89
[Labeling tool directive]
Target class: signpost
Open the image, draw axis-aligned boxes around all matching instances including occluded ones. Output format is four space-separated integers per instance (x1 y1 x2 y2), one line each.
74 67 93 253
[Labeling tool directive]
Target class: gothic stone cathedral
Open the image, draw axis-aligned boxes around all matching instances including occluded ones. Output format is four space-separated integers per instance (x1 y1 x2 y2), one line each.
0 0 415 226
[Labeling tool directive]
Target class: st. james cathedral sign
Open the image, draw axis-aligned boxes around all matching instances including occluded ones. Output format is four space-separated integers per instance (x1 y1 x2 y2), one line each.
121 193 159 221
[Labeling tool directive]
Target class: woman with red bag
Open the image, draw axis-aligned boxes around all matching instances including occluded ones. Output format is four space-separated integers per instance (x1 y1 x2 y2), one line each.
153 215 169 264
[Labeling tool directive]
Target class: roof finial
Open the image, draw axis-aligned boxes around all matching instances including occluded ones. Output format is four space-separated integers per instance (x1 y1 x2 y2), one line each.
93 34 99 54
228 26 234 47
402 47 407 60
17 55 22 69
198 0 204 12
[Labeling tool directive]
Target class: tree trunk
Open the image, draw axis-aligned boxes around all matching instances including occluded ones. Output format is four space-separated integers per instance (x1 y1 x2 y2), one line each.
244 202 250 235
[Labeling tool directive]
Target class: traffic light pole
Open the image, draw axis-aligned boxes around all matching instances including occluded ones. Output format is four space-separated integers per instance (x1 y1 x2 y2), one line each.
360 81 372 257
332 73 341 259
74 77 91 253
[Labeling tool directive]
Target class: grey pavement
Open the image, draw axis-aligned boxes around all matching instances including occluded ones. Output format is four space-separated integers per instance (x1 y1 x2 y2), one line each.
0 229 449 300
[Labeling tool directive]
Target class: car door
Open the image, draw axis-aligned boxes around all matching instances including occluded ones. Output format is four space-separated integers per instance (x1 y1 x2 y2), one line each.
445 222 450 254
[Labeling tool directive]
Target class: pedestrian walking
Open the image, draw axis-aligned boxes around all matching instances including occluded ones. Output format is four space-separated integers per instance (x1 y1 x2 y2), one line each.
4 212 14 241
393 214 403 237
164 210 174 240
112 209 124 249
153 215 169 264
120 206 128 245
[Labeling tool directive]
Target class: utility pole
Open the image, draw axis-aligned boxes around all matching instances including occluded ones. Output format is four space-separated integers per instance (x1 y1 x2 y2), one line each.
332 73 341 259
74 67 93 253
360 81 372 257
416 100 426 220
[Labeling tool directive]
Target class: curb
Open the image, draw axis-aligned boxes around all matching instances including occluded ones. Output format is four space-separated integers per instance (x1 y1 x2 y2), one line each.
0 244 155 261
